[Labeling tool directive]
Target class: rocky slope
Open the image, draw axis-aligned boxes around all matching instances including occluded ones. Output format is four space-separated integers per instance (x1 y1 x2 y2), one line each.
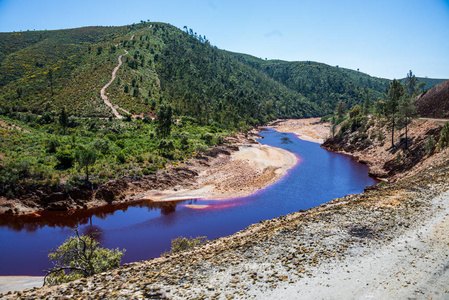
415 79 449 119
322 119 443 181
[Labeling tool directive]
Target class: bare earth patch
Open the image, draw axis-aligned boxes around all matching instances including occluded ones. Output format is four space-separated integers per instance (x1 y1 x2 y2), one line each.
139 143 297 201
272 118 330 143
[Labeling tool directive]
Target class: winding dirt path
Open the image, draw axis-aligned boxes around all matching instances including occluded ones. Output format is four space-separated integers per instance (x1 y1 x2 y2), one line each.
100 50 128 119
100 34 136 119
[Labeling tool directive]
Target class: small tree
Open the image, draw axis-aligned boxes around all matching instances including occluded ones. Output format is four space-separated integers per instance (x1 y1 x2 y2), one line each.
349 105 361 119
45 229 125 285
437 122 449 151
398 95 417 149
404 70 419 97
56 149 74 169
385 79 404 148
75 148 98 182
156 102 173 138
336 101 346 118
59 107 68 135
425 136 436 154
330 116 337 138
363 93 371 115
47 68 54 97
417 82 426 94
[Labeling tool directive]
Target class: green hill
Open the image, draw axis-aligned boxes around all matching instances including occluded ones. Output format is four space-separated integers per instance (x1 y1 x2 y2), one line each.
228 52 390 115
0 23 318 125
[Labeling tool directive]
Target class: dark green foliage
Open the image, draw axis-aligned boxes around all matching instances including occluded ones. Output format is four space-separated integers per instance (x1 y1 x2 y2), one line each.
156 102 173 138
404 70 418 97
425 136 436 154
437 122 449 151
398 94 417 149
75 148 98 181
92 138 110 155
46 138 60 153
0 159 32 197
349 105 361 119
336 101 346 118
55 149 75 168
230 52 390 113
59 107 68 134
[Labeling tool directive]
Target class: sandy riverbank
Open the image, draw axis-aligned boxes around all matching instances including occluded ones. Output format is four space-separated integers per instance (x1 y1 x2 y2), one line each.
272 118 330 144
136 143 298 202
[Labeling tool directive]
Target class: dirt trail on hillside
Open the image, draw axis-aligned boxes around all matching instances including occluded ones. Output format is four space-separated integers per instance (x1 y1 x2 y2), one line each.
100 35 135 119
100 50 128 119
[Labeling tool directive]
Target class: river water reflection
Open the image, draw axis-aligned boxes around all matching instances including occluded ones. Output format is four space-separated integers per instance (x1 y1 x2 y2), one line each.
0 129 378 275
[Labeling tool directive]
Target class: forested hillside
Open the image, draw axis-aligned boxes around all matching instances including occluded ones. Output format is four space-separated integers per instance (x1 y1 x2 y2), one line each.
0 22 318 127
229 52 390 115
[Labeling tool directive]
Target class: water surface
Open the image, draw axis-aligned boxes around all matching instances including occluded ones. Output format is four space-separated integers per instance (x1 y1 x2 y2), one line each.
0 129 377 275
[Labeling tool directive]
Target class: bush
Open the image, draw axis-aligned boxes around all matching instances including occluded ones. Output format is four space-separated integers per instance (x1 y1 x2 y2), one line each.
349 105 361 119
116 151 126 164
92 138 110 155
46 138 60 153
437 122 449 151
55 149 74 168
425 136 436 154
45 230 125 285
168 236 207 254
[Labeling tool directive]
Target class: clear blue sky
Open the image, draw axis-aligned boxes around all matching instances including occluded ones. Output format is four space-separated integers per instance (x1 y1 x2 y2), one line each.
1 0 448 79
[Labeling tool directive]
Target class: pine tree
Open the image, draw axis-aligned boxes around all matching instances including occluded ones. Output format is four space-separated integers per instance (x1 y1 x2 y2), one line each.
156 102 173 138
385 79 404 148
59 107 68 135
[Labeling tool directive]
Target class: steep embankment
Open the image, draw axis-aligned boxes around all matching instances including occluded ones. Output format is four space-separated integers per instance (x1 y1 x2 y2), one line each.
322 118 443 181
415 79 449 119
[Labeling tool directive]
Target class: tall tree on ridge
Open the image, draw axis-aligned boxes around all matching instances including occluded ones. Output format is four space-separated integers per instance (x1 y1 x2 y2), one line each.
404 70 418 97
399 94 417 150
386 79 405 148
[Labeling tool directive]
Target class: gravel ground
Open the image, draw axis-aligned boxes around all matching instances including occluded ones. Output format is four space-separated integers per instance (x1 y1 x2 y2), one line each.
2 160 449 299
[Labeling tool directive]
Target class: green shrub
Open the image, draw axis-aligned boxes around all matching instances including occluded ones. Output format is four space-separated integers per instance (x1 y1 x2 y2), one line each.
168 236 207 254
437 122 449 151
202 132 214 145
349 105 361 119
425 136 436 154
116 151 126 164
105 133 117 141
55 149 74 168
115 139 125 149
45 231 125 285
46 139 60 154
93 138 110 155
